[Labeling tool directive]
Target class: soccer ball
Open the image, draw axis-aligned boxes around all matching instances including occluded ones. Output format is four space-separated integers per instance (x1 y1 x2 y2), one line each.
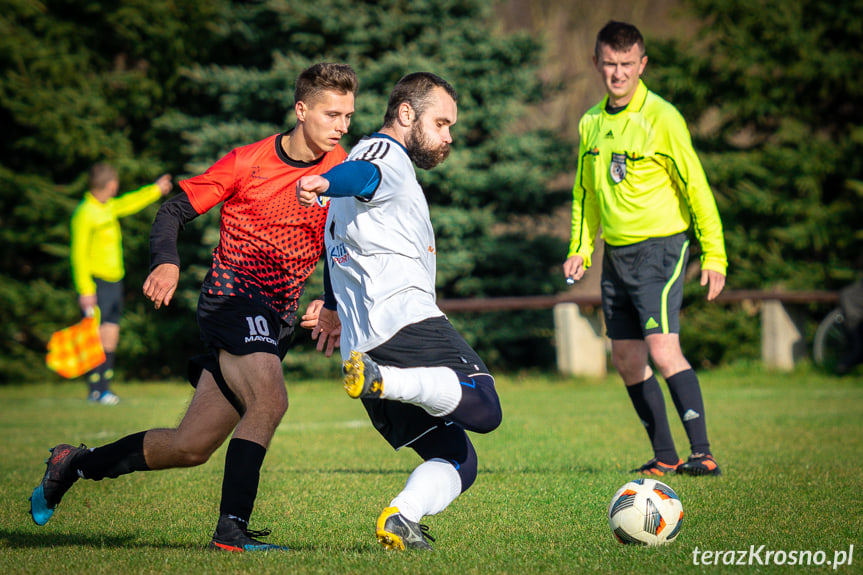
607 478 683 546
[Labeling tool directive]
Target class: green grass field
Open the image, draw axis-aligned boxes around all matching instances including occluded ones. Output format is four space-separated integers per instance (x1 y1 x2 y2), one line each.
1 366 861 574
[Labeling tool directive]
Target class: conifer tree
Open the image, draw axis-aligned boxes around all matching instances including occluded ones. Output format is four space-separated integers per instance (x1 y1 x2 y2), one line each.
0 0 228 382
644 0 863 364
159 0 574 369
648 0 863 289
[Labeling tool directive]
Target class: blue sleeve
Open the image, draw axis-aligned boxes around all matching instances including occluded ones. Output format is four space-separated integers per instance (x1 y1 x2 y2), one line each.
322 160 380 200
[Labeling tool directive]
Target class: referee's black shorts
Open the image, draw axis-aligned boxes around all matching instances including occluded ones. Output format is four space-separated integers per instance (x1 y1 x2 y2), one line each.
601 232 690 340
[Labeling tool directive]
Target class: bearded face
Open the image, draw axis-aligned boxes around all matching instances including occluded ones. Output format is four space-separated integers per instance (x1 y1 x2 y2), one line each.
405 120 450 170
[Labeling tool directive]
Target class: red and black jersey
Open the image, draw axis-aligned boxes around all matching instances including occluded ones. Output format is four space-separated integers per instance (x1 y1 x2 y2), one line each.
180 133 346 323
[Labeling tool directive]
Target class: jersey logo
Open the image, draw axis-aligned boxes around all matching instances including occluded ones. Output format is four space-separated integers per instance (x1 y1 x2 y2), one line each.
316 196 330 208
683 409 701 421
250 165 268 180
330 243 350 265
610 152 627 183
605 130 614 138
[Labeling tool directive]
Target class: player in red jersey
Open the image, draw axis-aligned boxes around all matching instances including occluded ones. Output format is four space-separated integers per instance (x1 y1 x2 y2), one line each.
29 63 356 551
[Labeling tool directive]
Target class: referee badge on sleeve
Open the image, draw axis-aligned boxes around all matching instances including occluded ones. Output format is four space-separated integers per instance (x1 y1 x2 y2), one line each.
610 152 627 183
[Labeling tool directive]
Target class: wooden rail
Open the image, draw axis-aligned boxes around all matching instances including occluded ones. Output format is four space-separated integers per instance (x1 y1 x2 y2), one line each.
714 290 838 304
438 289 837 313
437 290 839 375
438 294 601 313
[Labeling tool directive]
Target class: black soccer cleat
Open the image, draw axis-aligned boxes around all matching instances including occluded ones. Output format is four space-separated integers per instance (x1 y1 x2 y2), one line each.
208 514 289 552
630 457 682 477
375 506 435 551
678 453 722 476
29 443 88 525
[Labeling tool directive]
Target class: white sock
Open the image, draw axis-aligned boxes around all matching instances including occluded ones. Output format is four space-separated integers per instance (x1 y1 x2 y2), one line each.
389 458 462 523
378 365 462 417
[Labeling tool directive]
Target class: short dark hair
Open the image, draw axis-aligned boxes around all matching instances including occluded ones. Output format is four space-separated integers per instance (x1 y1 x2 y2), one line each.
88 163 117 191
382 72 458 127
294 62 358 106
595 21 645 58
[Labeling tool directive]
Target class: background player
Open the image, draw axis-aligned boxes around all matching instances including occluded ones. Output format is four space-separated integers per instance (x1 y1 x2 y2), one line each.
297 72 502 550
70 164 172 404
562 21 727 477
30 62 358 551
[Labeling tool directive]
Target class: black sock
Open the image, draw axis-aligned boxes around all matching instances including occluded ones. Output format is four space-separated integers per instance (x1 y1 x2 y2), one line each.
626 375 679 464
219 438 267 523
665 369 711 455
77 431 150 480
103 352 116 390
86 363 104 394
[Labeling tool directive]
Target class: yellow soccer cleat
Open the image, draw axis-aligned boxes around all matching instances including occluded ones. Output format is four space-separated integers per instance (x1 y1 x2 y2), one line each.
375 506 434 551
342 350 384 399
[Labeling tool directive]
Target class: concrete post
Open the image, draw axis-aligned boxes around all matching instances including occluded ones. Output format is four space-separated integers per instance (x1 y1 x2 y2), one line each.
761 299 805 370
553 302 607 377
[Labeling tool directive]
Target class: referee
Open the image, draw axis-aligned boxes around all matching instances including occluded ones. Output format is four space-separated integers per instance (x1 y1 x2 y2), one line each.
563 21 727 477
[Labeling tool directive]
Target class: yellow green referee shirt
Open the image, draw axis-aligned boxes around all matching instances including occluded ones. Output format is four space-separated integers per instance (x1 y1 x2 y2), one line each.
70 184 162 296
568 80 727 275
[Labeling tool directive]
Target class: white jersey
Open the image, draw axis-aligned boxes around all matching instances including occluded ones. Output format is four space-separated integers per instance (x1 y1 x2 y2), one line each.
325 134 443 359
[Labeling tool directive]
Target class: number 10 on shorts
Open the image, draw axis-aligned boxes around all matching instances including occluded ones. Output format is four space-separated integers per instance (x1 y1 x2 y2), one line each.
245 316 270 337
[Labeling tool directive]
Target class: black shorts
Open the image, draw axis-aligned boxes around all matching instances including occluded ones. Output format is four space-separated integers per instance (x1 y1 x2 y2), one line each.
601 232 689 340
93 279 123 324
362 316 488 450
188 292 295 415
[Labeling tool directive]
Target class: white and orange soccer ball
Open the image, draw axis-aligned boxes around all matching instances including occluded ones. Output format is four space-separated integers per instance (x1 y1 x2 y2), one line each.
607 478 684 546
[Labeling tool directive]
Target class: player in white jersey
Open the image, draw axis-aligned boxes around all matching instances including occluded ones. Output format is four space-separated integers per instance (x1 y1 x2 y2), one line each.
297 72 502 551
323 134 440 353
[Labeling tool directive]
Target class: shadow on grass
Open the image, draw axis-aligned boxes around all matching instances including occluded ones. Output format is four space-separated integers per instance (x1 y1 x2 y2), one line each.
0 529 194 550
319 465 610 474
481 464 607 474
285 541 384 554
0 528 386 554
268 467 412 475
276 464 609 474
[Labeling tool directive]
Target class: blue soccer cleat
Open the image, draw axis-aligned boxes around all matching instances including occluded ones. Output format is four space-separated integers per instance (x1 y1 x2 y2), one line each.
208 514 289 552
29 444 87 525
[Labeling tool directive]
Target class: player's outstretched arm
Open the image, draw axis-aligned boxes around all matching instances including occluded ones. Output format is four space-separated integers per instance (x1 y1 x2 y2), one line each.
298 161 380 206
143 263 180 309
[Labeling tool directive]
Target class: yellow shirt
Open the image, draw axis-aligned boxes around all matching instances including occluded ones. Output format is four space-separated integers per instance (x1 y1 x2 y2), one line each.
70 184 162 295
568 80 727 274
